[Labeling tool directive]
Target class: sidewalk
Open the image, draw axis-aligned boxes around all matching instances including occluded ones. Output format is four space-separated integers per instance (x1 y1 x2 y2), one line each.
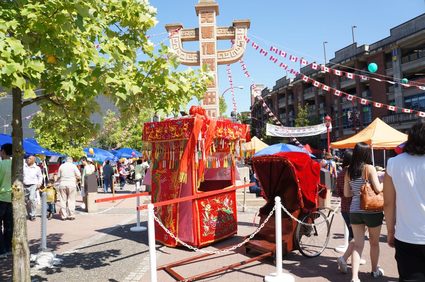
0 186 399 282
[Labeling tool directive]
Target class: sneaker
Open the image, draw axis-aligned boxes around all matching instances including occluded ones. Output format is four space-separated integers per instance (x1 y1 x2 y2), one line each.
371 266 384 278
337 256 348 273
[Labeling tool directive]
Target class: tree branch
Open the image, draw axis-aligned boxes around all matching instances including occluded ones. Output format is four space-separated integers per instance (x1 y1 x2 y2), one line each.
22 94 54 107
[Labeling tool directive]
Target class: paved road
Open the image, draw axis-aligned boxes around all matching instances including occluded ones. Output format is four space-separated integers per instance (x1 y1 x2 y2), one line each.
0 185 400 282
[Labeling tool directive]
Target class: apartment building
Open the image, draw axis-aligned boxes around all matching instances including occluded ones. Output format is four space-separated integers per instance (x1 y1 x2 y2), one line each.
252 13 425 146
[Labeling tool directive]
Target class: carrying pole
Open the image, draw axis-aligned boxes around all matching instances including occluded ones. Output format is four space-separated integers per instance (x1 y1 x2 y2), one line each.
148 204 157 282
264 197 294 282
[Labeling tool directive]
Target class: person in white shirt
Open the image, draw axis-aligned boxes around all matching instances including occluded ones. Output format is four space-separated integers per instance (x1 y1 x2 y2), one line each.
384 120 425 282
23 155 43 221
57 157 81 220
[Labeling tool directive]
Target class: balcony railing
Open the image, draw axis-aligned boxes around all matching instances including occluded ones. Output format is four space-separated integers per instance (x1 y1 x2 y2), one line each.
382 113 419 124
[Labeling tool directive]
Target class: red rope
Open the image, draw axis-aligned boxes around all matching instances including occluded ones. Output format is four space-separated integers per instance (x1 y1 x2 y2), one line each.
137 183 253 210
95 192 150 203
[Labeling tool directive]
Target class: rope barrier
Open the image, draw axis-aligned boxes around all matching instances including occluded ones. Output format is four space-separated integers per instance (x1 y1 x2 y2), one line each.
137 183 253 210
94 192 150 203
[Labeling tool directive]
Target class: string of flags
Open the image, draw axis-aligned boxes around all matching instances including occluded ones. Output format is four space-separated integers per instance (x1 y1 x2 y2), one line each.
225 64 238 113
245 36 425 90
302 74 425 117
246 38 425 118
238 60 306 149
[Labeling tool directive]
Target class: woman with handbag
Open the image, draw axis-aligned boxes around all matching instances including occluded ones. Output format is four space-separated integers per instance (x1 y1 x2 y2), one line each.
344 142 384 282
384 120 425 282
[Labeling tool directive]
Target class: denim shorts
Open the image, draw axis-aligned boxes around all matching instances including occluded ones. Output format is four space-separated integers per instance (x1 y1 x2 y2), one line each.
349 212 384 228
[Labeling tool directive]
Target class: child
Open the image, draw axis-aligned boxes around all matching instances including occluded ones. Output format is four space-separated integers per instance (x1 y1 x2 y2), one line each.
40 179 57 219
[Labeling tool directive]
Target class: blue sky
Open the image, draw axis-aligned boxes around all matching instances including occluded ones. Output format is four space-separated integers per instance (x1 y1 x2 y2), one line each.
148 0 425 115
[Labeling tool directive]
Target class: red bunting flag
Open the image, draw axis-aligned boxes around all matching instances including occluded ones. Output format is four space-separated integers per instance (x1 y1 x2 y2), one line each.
259 49 268 56
418 86 425 90
279 50 287 58
334 90 342 97
269 56 278 63
374 102 382 108
313 81 321 88
279 63 288 70
334 70 342 76
346 73 354 79
252 42 259 50
289 55 298 63
301 58 308 65
270 46 278 53
388 105 397 111
402 108 412 113
360 75 369 81
244 36 250 43
311 63 319 70
321 66 330 73
289 69 299 75
360 98 368 105
302 75 309 82
418 112 425 117
322 85 330 91
347 95 354 101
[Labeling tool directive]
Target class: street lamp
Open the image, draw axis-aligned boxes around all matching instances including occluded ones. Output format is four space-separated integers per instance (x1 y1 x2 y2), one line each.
220 86 244 98
324 115 332 153
351 25 357 44
323 41 328 65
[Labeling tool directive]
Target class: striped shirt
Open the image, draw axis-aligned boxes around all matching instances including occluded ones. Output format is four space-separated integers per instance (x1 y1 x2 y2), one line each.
349 176 380 214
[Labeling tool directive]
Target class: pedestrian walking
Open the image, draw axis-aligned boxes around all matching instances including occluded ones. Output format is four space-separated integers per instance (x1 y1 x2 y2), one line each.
134 158 150 192
102 160 114 193
23 155 43 221
39 178 57 219
0 143 12 258
344 142 384 282
57 157 81 220
384 120 425 282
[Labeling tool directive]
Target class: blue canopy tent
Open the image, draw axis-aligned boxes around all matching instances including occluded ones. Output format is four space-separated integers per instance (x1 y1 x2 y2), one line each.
84 147 116 163
254 143 315 158
0 134 62 156
111 148 142 159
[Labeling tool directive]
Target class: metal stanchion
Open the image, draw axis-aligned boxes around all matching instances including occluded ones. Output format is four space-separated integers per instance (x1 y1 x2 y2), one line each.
264 196 294 282
335 214 349 253
148 204 157 282
40 192 47 251
130 182 147 232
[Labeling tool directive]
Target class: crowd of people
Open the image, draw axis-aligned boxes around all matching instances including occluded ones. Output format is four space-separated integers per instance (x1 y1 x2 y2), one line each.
0 149 150 258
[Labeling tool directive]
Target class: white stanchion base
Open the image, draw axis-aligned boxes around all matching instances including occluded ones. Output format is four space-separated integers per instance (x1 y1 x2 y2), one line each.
130 226 147 232
335 245 348 253
264 272 295 282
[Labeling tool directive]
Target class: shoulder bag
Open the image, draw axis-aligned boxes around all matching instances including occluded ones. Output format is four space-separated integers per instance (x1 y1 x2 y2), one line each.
360 167 384 212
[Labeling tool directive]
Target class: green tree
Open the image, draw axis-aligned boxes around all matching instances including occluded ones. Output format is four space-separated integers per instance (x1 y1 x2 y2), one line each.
295 103 310 127
219 96 227 117
0 1 210 279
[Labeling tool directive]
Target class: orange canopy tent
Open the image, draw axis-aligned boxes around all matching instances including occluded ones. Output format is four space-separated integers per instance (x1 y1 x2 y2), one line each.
330 118 407 149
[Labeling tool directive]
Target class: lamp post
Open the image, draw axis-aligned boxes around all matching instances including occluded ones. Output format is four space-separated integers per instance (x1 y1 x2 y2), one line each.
220 86 244 117
323 41 328 65
324 115 332 153
351 25 357 44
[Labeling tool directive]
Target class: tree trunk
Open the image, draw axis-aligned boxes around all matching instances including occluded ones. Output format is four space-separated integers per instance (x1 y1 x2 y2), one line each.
11 87 31 282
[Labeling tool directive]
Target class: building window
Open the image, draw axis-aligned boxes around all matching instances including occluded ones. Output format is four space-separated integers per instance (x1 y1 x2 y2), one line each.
404 93 425 111
362 105 372 124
